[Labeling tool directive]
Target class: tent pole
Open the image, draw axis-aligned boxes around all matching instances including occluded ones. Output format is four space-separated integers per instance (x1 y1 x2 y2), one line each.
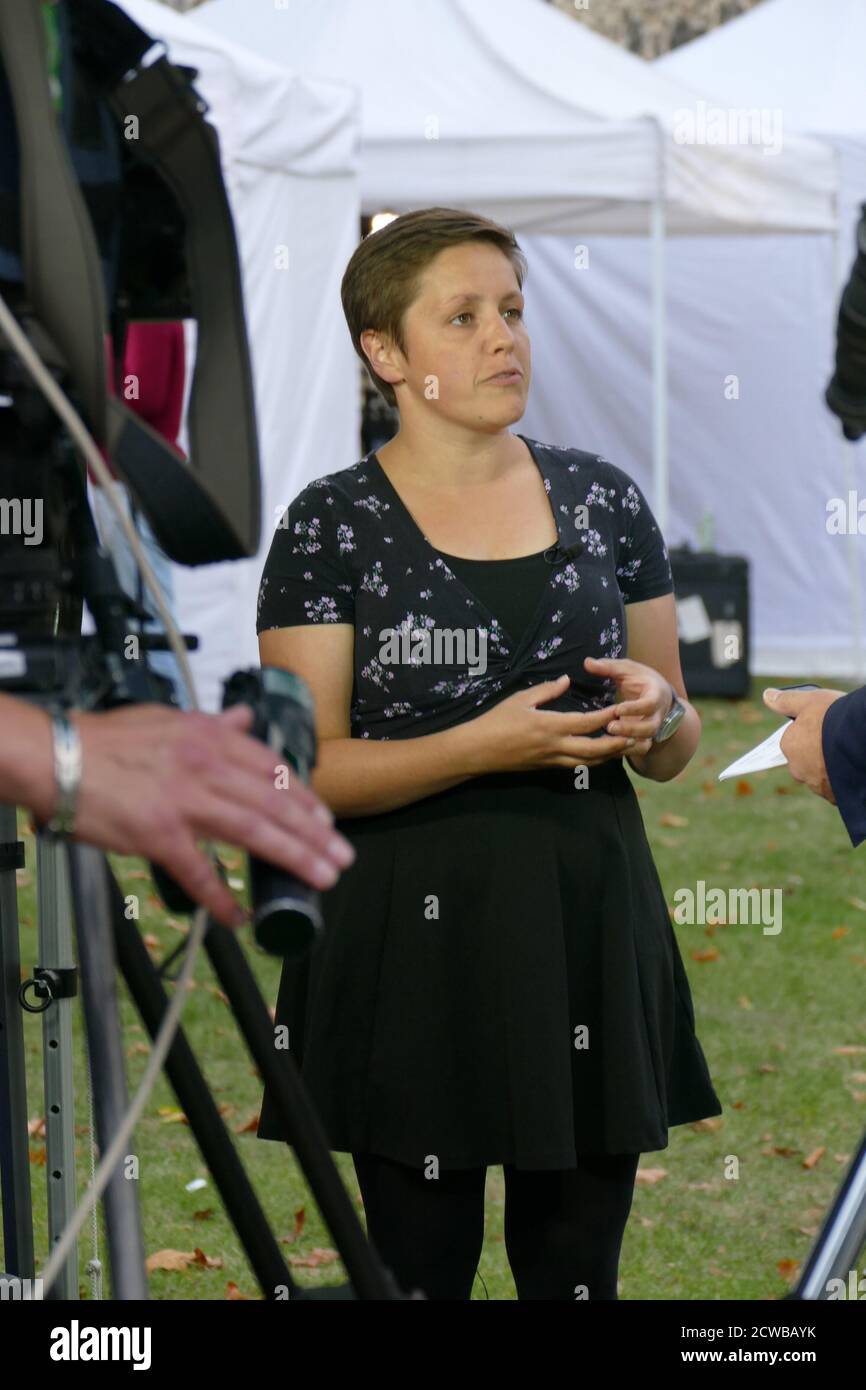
649 126 668 534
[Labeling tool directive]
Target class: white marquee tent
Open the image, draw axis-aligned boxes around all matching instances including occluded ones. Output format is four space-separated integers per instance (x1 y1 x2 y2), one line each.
91 0 362 709
195 0 842 684
657 0 866 676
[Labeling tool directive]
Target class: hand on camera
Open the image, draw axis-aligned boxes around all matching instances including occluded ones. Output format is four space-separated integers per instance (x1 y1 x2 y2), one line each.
30 701 355 928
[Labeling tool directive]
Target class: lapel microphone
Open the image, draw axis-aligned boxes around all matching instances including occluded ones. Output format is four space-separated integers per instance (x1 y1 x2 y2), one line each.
543 538 586 566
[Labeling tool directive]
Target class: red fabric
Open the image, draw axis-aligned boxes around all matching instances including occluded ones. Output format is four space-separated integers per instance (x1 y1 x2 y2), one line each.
89 320 186 486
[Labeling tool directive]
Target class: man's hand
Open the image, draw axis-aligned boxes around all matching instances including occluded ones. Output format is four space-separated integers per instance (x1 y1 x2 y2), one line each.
762 686 846 803
4 695 355 929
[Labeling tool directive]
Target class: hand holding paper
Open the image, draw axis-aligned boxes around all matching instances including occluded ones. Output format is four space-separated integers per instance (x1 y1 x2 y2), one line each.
718 684 821 782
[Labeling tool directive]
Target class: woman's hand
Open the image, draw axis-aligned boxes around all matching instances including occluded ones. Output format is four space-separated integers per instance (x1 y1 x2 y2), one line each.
584 656 673 746
467 673 643 774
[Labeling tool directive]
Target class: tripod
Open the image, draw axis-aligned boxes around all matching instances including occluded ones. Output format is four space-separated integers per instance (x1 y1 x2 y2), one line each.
0 797 407 1299
0 441 411 1303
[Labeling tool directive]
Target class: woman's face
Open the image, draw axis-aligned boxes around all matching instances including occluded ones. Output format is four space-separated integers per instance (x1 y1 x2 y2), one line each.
367 240 531 434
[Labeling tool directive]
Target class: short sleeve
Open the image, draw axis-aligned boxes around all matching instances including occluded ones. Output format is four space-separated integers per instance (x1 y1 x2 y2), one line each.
611 468 674 605
256 483 355 632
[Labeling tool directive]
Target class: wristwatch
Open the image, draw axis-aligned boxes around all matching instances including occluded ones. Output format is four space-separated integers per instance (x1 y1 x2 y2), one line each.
653 683 686 743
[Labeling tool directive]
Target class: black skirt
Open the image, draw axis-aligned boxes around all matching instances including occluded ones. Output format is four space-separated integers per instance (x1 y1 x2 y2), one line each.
257 756 723 1169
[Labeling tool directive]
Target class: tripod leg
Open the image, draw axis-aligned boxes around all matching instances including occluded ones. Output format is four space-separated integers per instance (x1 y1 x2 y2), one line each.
103 863 403 1299
789 1133 866 1299
200 908 402 1300
104 861 297 1298
36 832 79 1300
66 842 147 1299
0 804 35 1286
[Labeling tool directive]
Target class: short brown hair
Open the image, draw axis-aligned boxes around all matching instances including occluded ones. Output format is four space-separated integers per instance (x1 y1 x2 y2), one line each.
341 206 528 411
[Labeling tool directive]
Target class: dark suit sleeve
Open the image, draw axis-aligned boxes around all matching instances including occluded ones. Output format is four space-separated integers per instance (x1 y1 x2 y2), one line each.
821 686 866 847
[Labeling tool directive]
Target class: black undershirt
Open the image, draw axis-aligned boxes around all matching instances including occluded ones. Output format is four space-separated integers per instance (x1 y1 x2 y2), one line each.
438 548 551 652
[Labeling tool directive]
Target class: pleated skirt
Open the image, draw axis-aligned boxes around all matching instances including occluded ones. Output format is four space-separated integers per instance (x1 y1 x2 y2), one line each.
256 757 722 1169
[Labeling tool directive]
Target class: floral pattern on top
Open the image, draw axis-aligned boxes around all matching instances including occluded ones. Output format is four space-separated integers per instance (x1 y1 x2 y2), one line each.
256 434 674 741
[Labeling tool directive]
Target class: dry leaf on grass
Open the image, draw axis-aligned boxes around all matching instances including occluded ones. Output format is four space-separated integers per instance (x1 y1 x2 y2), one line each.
287 1247 339 1268
146 1248 223 1273
802 1147 826 1169
635 1167 667 1185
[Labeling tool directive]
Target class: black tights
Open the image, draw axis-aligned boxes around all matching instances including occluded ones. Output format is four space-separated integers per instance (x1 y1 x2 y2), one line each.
351 1150 640 1301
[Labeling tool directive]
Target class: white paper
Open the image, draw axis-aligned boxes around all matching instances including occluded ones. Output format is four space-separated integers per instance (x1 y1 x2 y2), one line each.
676 593 713 644
718 721 790 781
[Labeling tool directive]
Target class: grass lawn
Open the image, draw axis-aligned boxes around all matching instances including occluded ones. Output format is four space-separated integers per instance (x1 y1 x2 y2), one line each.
5 674 866 1300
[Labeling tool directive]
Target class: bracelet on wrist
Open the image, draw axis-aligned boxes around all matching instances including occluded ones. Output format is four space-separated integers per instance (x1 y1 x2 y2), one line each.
34 713 82 839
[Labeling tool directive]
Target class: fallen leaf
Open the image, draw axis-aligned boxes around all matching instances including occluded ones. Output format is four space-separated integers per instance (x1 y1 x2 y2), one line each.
659 813 689 828
280 1208 306 1246
802 1147 826 1170
635 1167 667 1185
691 948 720 962
158 1107 189 1126
735 780 753 797
287 1247 339 1268
191 1248 223 1269
146 1249 196 1273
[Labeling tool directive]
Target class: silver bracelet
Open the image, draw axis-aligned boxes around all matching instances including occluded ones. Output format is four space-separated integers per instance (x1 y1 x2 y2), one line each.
43 713 82 838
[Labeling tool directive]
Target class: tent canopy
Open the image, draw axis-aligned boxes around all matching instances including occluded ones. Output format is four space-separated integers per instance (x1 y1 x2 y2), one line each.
199 0 836 235
659 0 866 138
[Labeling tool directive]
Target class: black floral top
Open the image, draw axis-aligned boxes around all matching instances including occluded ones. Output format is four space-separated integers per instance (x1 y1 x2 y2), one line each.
256 433 674 741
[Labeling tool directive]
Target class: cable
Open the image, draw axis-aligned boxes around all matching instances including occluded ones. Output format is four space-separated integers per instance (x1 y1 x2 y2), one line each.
0 289 231 1295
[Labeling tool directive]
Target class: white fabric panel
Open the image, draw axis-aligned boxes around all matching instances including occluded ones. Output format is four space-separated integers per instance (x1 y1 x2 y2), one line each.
518 231 865 675
112 0 361 711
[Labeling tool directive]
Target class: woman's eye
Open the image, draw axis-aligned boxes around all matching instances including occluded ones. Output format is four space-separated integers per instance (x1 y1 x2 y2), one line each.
451 308 523 325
